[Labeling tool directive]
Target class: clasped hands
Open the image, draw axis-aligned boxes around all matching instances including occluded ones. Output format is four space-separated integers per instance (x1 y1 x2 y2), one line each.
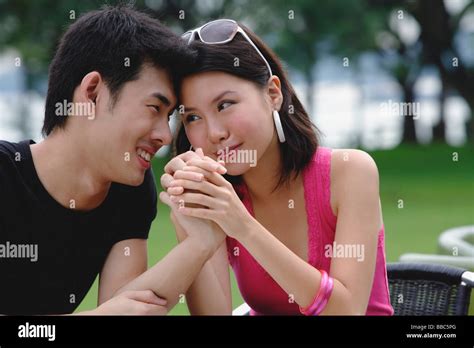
160 148 251 254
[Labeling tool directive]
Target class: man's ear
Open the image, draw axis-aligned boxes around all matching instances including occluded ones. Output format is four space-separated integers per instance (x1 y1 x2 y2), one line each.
78 71 102 104
267 75 283 111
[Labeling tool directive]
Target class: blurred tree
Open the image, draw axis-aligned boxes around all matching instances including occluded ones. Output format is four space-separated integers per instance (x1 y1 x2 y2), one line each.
373 5 422 144
235 0 388 118
1 0 472 145
252 0 473 145
410 0 474 143
0 0 105 138
372 0 474 143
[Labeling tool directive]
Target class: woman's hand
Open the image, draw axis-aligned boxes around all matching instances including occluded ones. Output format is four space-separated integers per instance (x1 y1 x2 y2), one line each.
160 149 227 194
161 189 226 256
168 158 254 239
160 149 228 253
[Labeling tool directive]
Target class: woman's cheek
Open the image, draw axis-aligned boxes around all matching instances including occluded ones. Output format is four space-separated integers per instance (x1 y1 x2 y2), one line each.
228 114 256 139
187 128 207 150
236 118 269 152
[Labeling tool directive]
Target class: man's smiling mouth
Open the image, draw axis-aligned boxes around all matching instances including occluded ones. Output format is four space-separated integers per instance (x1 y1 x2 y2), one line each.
137 148 153 162
136 146 159 169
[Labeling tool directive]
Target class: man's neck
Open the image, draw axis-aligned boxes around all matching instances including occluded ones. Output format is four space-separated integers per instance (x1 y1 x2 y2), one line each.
30 131 112 211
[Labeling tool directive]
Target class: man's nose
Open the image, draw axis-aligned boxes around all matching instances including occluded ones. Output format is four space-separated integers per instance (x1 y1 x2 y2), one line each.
150 118 173 146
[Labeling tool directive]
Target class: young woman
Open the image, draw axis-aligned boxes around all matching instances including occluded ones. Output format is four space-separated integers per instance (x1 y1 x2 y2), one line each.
160 19 394 315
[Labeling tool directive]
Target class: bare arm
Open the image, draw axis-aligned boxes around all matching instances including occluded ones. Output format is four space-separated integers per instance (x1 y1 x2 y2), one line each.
72 239 167 315
158 148 231 314
171 213 232 315
234 150 381 314
98 239 148 305
114 235 217 312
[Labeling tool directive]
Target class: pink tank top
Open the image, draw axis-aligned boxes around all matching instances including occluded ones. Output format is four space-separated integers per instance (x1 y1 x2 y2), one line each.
226 146 394 315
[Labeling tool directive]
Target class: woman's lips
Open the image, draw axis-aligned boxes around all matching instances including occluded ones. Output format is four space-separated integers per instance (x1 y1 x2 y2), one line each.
214 143 243 157
229 143 242 151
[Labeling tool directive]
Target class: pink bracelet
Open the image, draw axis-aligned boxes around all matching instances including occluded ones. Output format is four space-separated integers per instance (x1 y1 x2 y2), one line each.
299 270 327 315
299 270 334 316
313 275 334 315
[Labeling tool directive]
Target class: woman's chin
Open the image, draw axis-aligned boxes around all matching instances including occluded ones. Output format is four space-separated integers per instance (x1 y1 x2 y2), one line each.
224 162 253 176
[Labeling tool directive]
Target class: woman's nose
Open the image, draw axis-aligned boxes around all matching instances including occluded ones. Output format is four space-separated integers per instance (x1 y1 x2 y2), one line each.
207 122 229 144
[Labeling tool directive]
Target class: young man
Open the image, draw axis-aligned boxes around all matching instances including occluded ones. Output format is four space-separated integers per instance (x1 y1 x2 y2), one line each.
0 5 226 315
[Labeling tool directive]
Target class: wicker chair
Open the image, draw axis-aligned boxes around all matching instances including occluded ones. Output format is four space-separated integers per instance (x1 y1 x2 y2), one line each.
232 262 474 315
387 262 474 315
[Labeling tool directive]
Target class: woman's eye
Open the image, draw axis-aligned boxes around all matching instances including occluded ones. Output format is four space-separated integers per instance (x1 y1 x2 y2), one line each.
218 100 234 112
185 114 200 123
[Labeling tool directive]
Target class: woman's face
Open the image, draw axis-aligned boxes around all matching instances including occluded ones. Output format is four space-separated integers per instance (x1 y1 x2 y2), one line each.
180 71 281 175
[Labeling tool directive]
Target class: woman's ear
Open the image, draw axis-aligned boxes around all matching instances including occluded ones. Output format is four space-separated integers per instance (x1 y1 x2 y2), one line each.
267 75 283 111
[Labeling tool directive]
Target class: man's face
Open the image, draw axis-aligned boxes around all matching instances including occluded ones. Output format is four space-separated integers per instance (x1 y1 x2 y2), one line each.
90 64 176 186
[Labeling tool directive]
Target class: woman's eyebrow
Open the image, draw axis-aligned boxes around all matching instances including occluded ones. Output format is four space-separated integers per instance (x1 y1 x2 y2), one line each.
182 90 238 113
183 106 197 113
211 90 237 104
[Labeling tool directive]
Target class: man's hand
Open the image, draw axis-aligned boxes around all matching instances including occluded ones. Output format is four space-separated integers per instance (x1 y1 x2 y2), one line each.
86 290 168 315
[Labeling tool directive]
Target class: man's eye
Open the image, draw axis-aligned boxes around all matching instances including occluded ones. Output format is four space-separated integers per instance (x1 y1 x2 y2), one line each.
218 100 234 112
185 114 200 123
148 105 160 113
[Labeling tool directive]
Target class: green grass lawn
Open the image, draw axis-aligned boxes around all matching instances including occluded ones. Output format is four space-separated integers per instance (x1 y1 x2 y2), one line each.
75 143 474 315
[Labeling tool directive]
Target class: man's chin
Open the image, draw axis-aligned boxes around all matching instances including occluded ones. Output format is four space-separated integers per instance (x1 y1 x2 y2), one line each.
128 174 146 187
114 171 146 187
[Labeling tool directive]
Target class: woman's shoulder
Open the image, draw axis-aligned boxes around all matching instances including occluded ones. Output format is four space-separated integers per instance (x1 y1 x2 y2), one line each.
329 149 380 215
331 149 378 174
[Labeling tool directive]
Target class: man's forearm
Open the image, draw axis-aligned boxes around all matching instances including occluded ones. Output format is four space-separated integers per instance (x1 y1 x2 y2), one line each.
114 237 213 312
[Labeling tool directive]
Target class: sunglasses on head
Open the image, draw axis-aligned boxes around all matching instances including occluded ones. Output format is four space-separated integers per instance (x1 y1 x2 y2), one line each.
182 19 273 78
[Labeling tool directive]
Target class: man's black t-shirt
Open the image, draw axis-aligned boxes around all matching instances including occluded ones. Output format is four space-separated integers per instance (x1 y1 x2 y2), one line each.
0 140 157 314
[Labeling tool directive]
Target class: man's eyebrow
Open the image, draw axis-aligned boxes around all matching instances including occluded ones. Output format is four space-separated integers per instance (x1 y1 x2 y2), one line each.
150 92 172 107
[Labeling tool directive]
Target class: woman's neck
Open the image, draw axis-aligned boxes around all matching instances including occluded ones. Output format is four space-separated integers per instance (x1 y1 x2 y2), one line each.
242 136 295 203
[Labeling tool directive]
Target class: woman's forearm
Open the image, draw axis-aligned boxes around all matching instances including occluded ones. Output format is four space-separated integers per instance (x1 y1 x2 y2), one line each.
185 258 232 315
170 214 232 315
238 218 355 313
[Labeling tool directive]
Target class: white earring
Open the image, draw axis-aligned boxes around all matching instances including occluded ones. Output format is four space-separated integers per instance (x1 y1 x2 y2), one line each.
272 110 286 143
189 145 194 151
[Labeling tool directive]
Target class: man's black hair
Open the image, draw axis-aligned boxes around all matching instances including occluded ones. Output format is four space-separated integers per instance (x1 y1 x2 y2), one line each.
43 4 195 136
